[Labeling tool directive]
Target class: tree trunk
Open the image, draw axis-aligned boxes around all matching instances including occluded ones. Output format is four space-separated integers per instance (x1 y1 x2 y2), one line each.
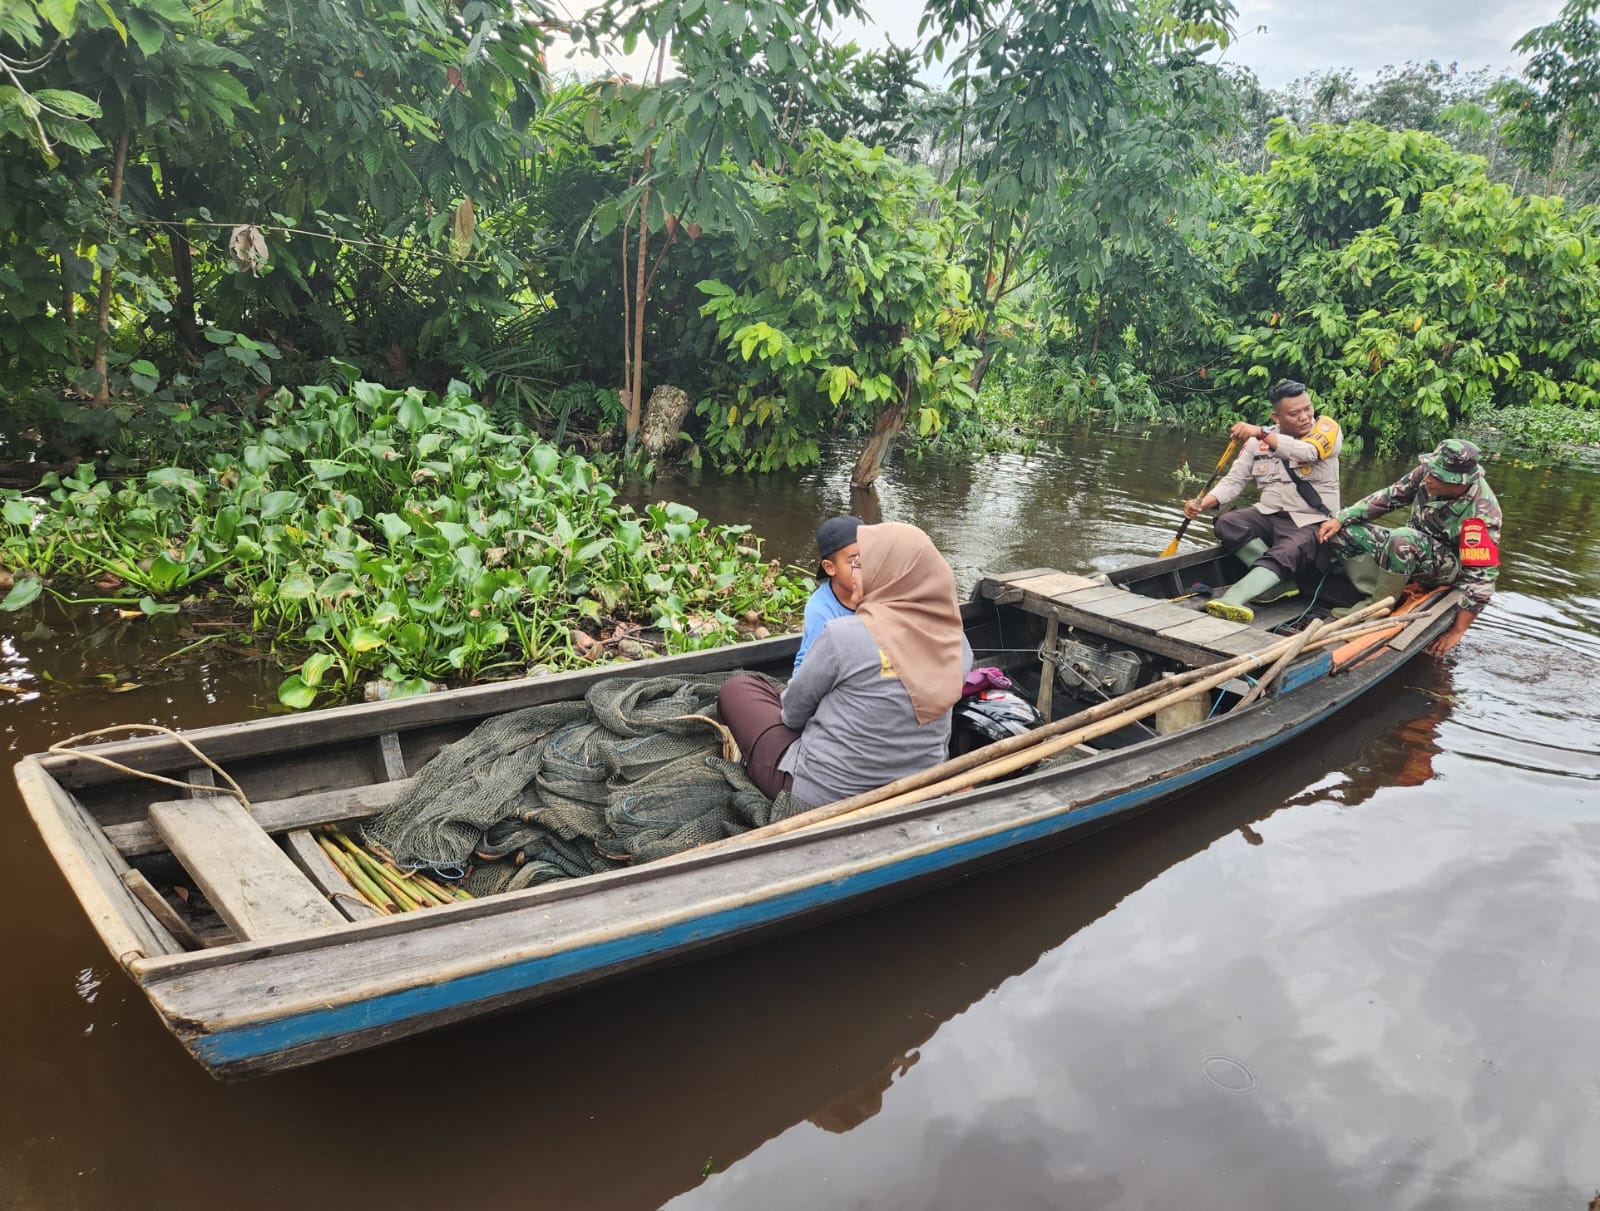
619 214 633 438
626 196 649 444
850 376 913 488
158 150 200 353
91 129 131 402
61 280 76 344
622 44 670 449
967 345 996 393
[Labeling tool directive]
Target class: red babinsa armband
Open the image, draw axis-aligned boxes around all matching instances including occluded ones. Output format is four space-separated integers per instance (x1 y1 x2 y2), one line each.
1458 517 1499 567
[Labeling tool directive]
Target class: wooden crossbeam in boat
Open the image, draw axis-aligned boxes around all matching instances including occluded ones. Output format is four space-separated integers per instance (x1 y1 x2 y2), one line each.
119 869 206 950
1157 613 1273 653
1076 591 1177 621
106 778 413 858
1001 570 1107 599
148 796 345 941
376 733 407 782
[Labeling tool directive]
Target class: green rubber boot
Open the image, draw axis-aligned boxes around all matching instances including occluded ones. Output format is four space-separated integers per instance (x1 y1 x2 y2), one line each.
1332 553 1383 617
1231 539 1300 605
1333 564 1411 618
1206 565 1295 624
1233 537 1269 567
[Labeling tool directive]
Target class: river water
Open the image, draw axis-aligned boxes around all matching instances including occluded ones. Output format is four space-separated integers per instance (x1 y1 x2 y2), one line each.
2 429 1597 1210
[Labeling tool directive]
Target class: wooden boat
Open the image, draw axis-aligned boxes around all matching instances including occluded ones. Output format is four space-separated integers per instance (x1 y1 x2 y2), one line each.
14 548 1462 1078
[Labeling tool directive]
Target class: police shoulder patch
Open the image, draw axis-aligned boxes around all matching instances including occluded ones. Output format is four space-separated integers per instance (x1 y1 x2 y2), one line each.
1305 415 1340 459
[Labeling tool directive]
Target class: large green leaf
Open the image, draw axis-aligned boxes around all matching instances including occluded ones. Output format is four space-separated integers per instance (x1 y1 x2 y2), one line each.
0 579 43 611
3 499 38 526
35 0 78 36
125 7 165 54
260 491 302 521
33 88 100 119
299 651 338 687
347 626 386 652
277 675 318 709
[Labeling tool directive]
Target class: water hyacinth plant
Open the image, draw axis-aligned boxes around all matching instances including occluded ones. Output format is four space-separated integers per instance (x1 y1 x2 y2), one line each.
0 373 810 706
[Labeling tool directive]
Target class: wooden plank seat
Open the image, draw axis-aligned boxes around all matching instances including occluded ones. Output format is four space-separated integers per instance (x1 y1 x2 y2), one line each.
978 569 1286 664
148 796 345 941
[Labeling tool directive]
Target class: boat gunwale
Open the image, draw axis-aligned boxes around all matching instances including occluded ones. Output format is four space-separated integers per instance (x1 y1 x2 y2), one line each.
15 756 183 963
29 628 814 789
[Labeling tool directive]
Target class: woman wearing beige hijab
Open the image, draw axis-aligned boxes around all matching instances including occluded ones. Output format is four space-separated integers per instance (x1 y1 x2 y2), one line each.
718 522 972 807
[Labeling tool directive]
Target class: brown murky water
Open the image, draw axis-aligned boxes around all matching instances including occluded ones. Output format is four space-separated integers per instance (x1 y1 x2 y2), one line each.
3 430 1598 1211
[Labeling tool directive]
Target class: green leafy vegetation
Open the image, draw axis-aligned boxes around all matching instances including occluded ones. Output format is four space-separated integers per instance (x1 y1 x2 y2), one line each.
0 376 808 705
6 0 1600 706
1209 122 1600 454
695 134 978 475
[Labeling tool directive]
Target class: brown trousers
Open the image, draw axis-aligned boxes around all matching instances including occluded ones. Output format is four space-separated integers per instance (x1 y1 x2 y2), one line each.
717 673 798 800
1215 507 1328 582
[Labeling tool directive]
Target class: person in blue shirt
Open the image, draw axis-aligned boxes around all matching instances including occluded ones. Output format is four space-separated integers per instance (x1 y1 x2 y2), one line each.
794 515 861 673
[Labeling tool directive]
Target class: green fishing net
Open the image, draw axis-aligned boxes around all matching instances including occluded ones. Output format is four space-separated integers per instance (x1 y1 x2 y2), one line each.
363 673 805 896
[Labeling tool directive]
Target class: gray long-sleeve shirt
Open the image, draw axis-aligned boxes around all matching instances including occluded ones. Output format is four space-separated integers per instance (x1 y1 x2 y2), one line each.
778 615 973 808
1211 416 1343 527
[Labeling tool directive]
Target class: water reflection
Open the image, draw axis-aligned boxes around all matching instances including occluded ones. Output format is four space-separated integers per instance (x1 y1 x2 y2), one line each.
4 429 1600 1210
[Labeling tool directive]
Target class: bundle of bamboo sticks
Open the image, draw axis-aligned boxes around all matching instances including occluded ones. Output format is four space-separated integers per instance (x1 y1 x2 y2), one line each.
317 826 472 914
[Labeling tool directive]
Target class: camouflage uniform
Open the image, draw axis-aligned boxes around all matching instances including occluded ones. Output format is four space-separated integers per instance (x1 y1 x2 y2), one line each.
1328 439 1503 612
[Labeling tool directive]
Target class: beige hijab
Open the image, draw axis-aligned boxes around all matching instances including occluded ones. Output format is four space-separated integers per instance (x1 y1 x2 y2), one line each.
853 522 965 724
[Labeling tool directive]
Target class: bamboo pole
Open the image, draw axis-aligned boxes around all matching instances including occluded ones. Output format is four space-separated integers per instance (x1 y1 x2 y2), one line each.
1236 619 1325 709
323 824 471 908
399 869 457 907
356 852 425 912
1328 588 1450 667
824 610 1414 828
408 868 464 906
833 654 1293 823
687 599 1402 856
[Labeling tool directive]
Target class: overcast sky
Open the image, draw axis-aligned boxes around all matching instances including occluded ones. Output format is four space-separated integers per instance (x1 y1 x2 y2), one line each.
827 0 1557 87
1179 0 1550 86
556 0 1561 90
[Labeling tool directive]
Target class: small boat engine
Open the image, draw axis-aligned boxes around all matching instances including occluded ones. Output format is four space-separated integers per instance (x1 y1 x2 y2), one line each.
1055 637 1145 697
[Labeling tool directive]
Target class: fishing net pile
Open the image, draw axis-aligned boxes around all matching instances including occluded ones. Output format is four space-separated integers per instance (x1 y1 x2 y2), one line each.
363 673 806 896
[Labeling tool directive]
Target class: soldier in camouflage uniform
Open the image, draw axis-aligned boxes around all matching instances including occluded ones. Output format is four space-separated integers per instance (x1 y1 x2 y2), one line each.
1317 438 1502 656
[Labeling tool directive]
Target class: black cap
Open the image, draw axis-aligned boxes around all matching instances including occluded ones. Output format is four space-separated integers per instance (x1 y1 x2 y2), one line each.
815 515 862 578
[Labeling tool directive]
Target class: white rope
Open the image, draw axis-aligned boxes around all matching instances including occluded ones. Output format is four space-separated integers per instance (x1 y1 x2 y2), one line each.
46 724 250 808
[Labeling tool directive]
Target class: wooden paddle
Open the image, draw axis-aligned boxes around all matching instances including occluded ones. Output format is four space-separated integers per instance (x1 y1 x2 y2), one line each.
1161 436 1240 557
